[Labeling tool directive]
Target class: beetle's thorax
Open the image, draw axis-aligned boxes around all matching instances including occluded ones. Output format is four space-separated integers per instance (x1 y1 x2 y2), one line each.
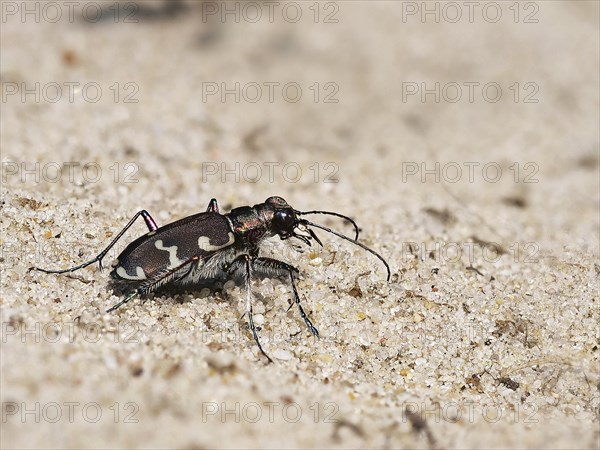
227 204 273 245
226 197 295 247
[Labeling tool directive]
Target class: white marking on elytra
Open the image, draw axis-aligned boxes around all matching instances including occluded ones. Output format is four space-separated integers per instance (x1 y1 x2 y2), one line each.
155 240 184 268
116 266 146 280
198 232 235 252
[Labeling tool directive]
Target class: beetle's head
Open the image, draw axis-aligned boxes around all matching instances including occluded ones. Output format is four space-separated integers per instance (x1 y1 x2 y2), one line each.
257 196 299 240
257 196 391 281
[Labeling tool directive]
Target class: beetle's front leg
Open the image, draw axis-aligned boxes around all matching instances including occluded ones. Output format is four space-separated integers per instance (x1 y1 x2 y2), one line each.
251 257 319 338
226 256 319 338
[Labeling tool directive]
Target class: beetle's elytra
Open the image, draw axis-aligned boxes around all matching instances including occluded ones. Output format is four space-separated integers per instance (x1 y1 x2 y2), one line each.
31 196 390 362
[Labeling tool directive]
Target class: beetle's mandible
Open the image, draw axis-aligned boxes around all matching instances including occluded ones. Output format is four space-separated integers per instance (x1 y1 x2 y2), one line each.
31 196 391 362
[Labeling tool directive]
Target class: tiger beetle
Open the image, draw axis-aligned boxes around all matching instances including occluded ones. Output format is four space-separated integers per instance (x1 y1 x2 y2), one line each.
31 196 390 362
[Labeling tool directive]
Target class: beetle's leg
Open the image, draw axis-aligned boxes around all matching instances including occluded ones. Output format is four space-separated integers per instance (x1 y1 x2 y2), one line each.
251 257 319 338
140 210 158 231
30 210 158 274
106 255 199 313
226 254 273 363
206 198 219 213
106 289 142 313
226 256 319 338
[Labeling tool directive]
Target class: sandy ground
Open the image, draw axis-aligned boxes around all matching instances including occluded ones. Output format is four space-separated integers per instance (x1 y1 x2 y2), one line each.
1 1 598 448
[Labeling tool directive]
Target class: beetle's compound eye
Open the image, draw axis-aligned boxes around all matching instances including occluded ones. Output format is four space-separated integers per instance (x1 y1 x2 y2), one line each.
272 208 295 233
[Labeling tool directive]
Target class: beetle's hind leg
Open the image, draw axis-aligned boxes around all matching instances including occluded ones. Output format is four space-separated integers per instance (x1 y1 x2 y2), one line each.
106 289 142 313
106 255 200 313
206 198 220 213
29 210 159 274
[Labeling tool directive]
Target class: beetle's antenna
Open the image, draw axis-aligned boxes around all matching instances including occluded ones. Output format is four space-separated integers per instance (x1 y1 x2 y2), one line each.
295 210 360 240
300 219 391 281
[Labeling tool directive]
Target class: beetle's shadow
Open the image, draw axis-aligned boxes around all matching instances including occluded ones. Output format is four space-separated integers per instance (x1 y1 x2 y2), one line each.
107 273 285 307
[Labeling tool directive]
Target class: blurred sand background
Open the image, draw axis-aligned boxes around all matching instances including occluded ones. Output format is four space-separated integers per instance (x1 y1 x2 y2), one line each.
1 1 598 448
